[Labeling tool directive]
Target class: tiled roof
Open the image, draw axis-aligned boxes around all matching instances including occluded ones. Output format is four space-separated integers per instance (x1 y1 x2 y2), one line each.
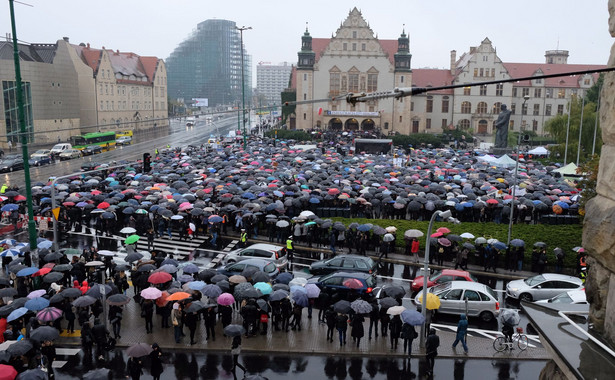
502 62 606 87
311 38 398 65
0 41 55 64
411 69 454 94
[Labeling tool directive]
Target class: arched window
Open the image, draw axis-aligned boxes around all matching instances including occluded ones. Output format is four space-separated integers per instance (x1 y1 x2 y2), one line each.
461 101 472 114
492 102 502 114
458 119 471 130
476 102 488 114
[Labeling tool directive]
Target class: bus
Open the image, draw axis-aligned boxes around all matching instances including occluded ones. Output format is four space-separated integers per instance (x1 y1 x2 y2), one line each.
70 131 117 151
116 130 133 138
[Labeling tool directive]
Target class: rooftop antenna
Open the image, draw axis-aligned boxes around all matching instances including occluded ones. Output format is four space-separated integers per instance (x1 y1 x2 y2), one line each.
556 36 560 51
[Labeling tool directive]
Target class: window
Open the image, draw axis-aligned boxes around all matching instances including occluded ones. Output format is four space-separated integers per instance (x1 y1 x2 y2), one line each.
426 96 433 113
367 73 378 92
342 259 355 269
341 75 347 92
557 105 564 115
2 80 34 144
545 104 552 116
362 43 366 51
441 96 449 113
546 88 553 98
100 101 103 110
491 68 495 77
399 116 402 123
474 68 478 77
480 85 487 96
330 72 341 96
533 120 538 131
534 88 542 98
303 113 306 120
360 76 366 91
509 120 514 130
512 88 518 97
426 119 431 129
348 73 359 93
441 119 448 129
461 101 471 113
479 292 491 302
584 78 591 85
99 84 103 95
352 31 357 38
533 104 540 116
410 102 414 111
511 103 516 114
463 290 481 301
492 102 501 114
496 84 503 96
400 75 404 83
443 289 463 300
459 119 470 130
303 74 307 81
343 43 347 51
303 94 306 100
479 68 484 77
558 89 566 98
476 102 488 114
464 87 470 96
352 43 356 51
522 103 528 115
522 88 530 97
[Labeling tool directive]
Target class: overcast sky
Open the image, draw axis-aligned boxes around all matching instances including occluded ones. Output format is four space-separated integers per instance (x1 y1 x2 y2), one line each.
3 0 613 77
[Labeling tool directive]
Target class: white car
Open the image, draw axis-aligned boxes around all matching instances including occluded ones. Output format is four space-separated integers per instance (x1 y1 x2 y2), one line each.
30 149 51 159
224 243 287 270
536 289 587 305
116 136 132 145
58 149 82 160
415 281 500 322
506 273 584 302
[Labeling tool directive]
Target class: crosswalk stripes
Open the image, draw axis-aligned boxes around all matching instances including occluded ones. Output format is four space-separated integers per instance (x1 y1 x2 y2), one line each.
53 347 81 369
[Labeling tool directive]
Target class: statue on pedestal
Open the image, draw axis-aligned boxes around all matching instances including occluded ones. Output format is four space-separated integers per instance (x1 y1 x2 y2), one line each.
494 104 512 148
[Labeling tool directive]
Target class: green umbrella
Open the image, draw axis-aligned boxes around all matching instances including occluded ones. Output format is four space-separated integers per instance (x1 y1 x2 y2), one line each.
135 209 148 214
124 235 140 245
305 221 317 226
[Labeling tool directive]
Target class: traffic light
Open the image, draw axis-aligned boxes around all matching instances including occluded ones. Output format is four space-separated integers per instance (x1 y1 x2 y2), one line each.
143 153 151 172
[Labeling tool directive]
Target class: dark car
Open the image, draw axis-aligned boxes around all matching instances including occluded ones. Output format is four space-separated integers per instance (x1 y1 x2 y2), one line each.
82 145 103 156
309 271 377 301
0 157 24 172
216 258 279 279
81 162 102 171
309 254 377 275
28 155 52 167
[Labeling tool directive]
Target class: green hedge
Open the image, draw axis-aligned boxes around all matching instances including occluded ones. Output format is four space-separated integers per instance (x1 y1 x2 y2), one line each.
331 218 582 268
265 129 313 142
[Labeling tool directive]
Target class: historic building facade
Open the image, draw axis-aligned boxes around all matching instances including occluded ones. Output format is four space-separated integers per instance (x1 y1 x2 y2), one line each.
292 8 605 138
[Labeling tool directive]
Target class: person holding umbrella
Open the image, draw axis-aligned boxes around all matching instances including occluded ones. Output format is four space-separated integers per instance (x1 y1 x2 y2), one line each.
91 318 109 361
149 342 164 380
325 306 336 342
401 322 418 356
108 304 123 339
127 355 144 380
351 313 365 347
451 313 469 353
41 339 56 377
230 335 246 375
335 312 348 346
141 299 154 334
81 320 94 359
204 305 216 341
425 328 440 376
389 314 403 350
171 303 182 343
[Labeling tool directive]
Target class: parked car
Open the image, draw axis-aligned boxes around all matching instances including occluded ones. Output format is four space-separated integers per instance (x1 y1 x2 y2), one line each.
28 154 52 167
310 254 377 275
50 143 72 156
115 136 132 146
506 273 584 302
0 157 24 172
30 149 51 159
216 258 279 279
414 281 500 322
81 162 102 171
82 145 103 156
411 269 479 294
309 271 377 301
536 289 587 305
224 243 287 270
58 149 82 160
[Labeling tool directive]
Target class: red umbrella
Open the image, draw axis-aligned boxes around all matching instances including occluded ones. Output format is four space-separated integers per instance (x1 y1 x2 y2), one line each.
0 364 17 380
430 232 443 238
13 195 27 202
63 202 75 207
438 238 452 247
42 263 55 269
436 227 451 234
156 291 170 307
328 188 341 195
343 278 364 289
486 199 499 205
97 202 110 209
33 267 52 277
166 291 191 301
148 271 172 284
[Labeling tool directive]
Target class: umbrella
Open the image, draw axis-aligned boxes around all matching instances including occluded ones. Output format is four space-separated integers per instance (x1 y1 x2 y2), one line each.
253 282 273 295
460 232 475 239
126 343 153 358
85 261 104 267
256 299 269 312
493 242 508 250
85 284 113 299
166 291 191 301
24 298 49 312
462 242 476 250
416 292 441 310
30 326 60 342
382 285 406 299
6 339 33 356
510 239 525 247
350 299 372 314
292 292 309 307
379 297 398 309
36 307 63 322
17 267 39 277
228 275 247 284
201 284 222 297
187 281 206 291
404 229 424 239
106 294 131 306
124 235 140 245
400 309 426 325
0 364 17 379
182 263 199 274
27 289 46 299
305 283 321 298
343 278 363 289
217 292 235 306
386 305 406 315
16 369 48 380
534 241 547 248
437 238 451 247
383 233 395 242
125 252 144 263
474 237 487 245
140 287 162 300
333 300 352 314
276 220 290 228
137 264 156 273
500 309 521 326
83 368 111 380
288 277 308 287
272 283 290 292
120 227 137 234
148 271 172 284
223 324 245 337
43 272 63 283
276 272 293 284
158 264 178 273
0 288 17 297
7 307 28 322
269 289 289 302
59 288 82 298
72 295 97 307
185 301 206 313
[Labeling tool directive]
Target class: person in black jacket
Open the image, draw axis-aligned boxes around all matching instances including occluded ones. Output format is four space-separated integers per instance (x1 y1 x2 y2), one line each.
81 321 94 359
91 319 109 361
41 340 56 377
335 313 348 346
109 305 123 339
389 314 403 349
142 299 154 334
149 343 164 380
184 311 198 345
351 314 365 347
280 298 292 332
204 306 216 341
219 304 232 329
425 328 440 375
127 356 143 380
379 306 390 337
325 307 336 342
368 302 379 339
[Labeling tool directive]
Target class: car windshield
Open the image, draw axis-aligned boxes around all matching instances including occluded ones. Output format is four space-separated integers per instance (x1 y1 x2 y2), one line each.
550 293 574 304
525 275 546 286
263 262 276 273
428 270 442 281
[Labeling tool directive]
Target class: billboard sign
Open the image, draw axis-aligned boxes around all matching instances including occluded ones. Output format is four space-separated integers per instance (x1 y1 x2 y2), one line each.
192 98 209 107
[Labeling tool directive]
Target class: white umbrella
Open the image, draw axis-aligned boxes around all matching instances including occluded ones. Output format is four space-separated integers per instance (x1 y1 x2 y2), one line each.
475 237 487 244
487 238 499 245
299 210 315 218
404 229 424 239
460 232 475 239
383 233 395 242
120 227 137 234
276 220 290 228
385 226 397 233
386 305 406 315
171 215 184 220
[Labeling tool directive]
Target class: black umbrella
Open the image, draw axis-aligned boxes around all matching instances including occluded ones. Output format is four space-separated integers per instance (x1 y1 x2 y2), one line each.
59 288 82 298
223 324 245 337
43 272 63 283
15 368 48 380
49 293 65 304
125 253 144 263
30 326 60 342
211 274 229 283
52 264 73 272
251 271 270 284
0 304 15 317
379 297 398 309
106 294 131 306
44 252 63 262
72 295 97 307
333 300 352 314
7 338 33 356
83 368 111 380
86 284 113 299
137 264 156 272
126 342 153 358
382 285 406 299
0 288 17 297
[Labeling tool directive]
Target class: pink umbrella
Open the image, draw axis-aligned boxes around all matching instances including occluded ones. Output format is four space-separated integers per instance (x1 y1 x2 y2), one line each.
217 292 235 306
37 307 63 322
438 238 452 247
430 232 443 238
436 227 451 234
140 287 163 300
28 289 47 299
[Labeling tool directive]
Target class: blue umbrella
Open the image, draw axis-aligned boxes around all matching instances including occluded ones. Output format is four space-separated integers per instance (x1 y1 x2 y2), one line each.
241 192 256 200
510 239 525 247
208 215 223 223
493 242 508 250
357 224 372 232
182 263 199 274
25 297 50 312
17 267 39 277
38 240 53 250
0 249 21 257
400 309 426 326
1 204 18 212
276 272 293 284
7 306 28 322
309 198 320 204
292 291 309 307
290 285 306 294
201 284 222 298
0 238 16 246
187 281 207 291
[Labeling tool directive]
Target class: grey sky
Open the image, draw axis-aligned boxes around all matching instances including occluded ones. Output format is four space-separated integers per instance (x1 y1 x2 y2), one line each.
4 0 612 79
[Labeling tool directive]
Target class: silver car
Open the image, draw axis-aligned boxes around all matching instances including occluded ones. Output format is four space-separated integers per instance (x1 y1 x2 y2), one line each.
506 273 584 302
414 281 500 322
223 243 288 270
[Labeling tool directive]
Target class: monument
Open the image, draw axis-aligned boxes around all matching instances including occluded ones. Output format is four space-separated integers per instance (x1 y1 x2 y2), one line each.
494 104 512 148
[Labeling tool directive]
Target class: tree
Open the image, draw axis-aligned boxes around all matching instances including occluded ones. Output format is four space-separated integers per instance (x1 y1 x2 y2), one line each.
577 154 600 220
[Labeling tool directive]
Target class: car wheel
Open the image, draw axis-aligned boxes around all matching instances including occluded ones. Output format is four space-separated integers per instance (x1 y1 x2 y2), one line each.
9 167 13 172
479 311 494 322
519 293 533 303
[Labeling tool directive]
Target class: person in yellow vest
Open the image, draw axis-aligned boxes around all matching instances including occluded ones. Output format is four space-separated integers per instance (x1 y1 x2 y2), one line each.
240 229 248 248
286 236 294 266
0 184 6 194
155 148 159 157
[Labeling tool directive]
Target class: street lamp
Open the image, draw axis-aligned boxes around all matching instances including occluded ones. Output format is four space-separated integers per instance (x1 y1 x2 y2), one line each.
507 94 530 245
419 209 460 347
236 26 252 149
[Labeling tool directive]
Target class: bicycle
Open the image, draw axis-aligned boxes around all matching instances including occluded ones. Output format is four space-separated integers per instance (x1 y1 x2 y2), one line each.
493 327 528 352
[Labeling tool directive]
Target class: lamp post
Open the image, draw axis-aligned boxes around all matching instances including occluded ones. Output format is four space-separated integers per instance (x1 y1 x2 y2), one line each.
507 94 529 246
236 26 252 149
420 209 459 347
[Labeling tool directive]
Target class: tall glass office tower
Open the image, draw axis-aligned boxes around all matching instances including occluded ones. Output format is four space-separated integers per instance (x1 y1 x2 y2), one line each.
166 19 251 108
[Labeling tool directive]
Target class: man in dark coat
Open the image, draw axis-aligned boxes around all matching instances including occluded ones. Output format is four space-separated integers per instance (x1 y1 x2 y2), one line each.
91 319 109 361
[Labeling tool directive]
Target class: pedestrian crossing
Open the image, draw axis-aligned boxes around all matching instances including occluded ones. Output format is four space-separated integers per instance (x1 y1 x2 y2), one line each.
54 347 81 369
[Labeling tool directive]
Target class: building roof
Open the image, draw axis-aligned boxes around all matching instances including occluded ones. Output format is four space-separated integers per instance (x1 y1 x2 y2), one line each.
311 37 398 66
411 69 454 94
0 41 56 64
502 62 605 87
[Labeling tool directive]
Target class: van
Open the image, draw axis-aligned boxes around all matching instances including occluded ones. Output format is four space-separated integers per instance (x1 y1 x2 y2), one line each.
50 143 72 156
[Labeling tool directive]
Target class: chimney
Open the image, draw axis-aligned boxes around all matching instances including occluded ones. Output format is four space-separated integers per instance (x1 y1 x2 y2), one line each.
450 50 456 75
63 37 69 42
116 49 119 55
86 43 90 49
